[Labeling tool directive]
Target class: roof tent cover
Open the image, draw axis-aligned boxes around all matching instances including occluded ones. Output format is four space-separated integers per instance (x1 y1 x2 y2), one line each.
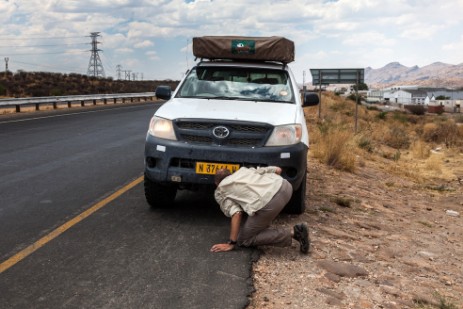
192 36 295 63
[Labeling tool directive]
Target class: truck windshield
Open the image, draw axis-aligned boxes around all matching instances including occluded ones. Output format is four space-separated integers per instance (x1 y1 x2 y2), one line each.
176 66 295 103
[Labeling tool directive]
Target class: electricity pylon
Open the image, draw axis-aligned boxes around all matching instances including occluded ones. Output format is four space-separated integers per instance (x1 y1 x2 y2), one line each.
87 32 105 78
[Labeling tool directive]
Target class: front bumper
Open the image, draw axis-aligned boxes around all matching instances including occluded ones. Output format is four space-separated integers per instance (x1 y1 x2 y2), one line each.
144 134 308 189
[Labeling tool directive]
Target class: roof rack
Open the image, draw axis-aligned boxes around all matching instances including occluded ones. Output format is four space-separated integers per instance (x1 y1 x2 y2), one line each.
195 58 288 69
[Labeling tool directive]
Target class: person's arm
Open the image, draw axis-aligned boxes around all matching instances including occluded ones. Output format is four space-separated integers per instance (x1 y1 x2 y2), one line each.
210 211 243 253
256 166 282 175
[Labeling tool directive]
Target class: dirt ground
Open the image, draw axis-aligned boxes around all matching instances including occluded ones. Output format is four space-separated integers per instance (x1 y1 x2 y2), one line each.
248 152 463 308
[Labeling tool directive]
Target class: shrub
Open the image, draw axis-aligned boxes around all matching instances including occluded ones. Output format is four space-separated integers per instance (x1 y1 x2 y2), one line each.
312 130 356 172
392 111 409 123
404 104 426 115
357 136 374 153
0 83 6 96
411 140 431 159
346 94 359 102
422 121 463 147
384 127 411 149
425 155 442 173
454 114 463 123
329 100 348 112
376 111 387 120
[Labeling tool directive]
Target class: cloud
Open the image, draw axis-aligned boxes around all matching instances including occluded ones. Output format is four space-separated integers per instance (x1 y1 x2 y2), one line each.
134 40 154 48
146 50 159 60
2 0 463 80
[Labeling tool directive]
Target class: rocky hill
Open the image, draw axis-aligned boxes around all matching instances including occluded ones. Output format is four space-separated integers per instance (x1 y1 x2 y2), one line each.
365 62 463 89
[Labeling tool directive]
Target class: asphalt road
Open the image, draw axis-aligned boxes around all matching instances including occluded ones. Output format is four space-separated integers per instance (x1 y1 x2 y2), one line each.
0 103 256 309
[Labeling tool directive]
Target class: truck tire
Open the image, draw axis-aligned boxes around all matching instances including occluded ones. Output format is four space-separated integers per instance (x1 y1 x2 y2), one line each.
284 173 307 214
144 174 177 208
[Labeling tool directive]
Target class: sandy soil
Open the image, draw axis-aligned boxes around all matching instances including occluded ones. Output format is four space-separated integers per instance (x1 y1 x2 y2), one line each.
248 153 463 309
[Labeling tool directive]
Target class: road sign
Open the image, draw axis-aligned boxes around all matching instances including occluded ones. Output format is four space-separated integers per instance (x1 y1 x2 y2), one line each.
309 68 365 133
310 68 364 85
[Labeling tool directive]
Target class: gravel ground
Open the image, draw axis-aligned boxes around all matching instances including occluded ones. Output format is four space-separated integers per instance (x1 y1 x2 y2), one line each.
247 157 463 309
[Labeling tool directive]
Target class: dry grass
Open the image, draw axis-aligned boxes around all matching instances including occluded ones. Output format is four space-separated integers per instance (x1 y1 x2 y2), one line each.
306 92 463 182
411 140 431 159
311 129 356 172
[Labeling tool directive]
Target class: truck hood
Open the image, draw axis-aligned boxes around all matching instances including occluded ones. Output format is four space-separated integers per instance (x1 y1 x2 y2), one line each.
154 98 298 125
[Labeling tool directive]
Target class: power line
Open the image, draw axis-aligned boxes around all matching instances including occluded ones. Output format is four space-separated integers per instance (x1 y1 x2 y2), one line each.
0 50 88 56
0 43 88 48
9 59 86 73
0 36 85 41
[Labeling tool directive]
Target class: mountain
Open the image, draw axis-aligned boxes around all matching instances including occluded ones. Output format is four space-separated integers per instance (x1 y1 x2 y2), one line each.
365 62 463 89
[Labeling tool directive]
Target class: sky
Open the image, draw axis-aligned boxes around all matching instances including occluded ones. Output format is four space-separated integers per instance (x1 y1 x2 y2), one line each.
1 0 463 83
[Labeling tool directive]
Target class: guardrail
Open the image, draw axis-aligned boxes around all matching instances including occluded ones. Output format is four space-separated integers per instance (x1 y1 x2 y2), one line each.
0 92 157 114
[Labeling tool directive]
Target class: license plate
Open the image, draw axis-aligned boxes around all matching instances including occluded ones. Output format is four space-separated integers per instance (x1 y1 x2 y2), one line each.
195 162 240 175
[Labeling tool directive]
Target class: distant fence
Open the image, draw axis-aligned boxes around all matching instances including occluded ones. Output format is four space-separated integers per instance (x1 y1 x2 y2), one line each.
0 92 157 114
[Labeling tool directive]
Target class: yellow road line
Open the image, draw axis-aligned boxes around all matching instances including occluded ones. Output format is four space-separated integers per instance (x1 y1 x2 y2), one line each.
0 175 144 274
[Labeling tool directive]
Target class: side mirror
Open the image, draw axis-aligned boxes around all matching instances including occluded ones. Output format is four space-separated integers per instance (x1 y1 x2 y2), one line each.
303 92 319 107
155 85 172 100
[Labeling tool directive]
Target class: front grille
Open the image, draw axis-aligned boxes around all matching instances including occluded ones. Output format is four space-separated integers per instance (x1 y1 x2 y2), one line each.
182 135 213 144
174 119 272 147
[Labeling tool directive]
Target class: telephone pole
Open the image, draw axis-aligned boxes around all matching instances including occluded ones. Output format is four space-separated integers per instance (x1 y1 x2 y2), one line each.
87 32 105 78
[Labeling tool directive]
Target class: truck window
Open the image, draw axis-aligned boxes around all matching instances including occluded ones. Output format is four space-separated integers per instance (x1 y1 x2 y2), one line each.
177 66 294 103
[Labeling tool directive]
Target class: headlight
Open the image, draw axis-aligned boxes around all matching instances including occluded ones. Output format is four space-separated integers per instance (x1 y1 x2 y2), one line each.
148 116 177 140
265 124 302 146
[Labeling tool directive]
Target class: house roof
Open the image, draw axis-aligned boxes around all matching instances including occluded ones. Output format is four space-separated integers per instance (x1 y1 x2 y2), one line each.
402 89 428 97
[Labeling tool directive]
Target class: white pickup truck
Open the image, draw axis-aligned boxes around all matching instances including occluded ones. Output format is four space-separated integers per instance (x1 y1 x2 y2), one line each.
144 36 319 214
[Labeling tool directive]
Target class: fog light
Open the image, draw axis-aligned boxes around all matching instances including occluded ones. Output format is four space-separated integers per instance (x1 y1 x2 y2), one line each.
146 157 156 168
171 176 182 182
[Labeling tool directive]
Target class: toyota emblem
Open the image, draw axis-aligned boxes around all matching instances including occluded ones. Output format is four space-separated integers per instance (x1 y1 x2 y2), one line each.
212 126 230 139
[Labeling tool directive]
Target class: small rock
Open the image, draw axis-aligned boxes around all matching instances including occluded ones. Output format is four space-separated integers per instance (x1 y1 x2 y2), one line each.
316 287 346 300
326 296 343 306
324 272 341 283
355 298 374 309
382 301 401 309
417 251 436 259
381 285 401 297
446 210 460 217
318 260 369 277
412 292 440 307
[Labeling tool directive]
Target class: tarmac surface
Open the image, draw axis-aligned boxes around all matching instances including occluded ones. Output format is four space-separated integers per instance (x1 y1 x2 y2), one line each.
0 103 255 309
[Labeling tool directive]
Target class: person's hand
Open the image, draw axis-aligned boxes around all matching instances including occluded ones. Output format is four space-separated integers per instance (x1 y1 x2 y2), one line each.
275 167 282 175
210 243 235 252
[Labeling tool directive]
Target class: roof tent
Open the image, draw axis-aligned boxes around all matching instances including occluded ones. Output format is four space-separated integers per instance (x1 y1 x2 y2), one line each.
192 36 295 64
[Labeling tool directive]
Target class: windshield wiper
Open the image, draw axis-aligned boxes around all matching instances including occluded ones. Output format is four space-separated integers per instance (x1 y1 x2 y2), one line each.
204 96 243 100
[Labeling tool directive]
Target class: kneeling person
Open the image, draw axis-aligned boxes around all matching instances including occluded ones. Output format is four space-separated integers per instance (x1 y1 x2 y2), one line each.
210 166 309 254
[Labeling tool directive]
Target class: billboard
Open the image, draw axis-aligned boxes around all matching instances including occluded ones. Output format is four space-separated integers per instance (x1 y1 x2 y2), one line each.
310 68 364 85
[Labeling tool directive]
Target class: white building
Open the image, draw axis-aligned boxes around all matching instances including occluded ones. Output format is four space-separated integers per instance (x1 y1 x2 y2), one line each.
381 89 429 105
368 86 463 106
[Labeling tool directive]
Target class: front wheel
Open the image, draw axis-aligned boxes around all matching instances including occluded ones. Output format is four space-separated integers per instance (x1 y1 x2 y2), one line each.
284 173 307 214
144 174 177 208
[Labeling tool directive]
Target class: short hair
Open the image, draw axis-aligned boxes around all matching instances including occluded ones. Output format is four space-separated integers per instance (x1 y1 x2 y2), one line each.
214 168 232 185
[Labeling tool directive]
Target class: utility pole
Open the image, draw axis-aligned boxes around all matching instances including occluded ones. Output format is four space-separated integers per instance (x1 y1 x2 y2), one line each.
4 57 9 78
87 32 105 78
